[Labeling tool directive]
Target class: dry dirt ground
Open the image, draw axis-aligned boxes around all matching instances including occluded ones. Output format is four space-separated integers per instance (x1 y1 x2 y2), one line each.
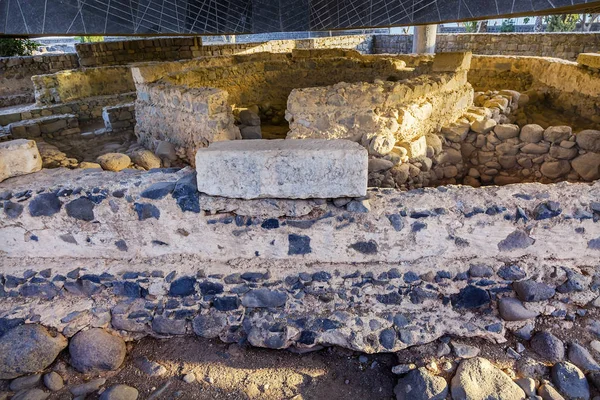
44 337 398 400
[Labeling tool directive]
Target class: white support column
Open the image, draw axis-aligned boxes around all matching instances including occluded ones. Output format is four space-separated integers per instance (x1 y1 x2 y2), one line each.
412 24 438 53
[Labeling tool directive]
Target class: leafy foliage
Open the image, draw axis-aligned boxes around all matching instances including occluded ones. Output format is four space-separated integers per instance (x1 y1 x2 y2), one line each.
0 38 41 57
544 14 579 32
463 21 478 33
500 19 516 32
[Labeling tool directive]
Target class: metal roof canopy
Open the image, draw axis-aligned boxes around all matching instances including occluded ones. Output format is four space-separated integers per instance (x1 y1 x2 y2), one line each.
1 0 600 36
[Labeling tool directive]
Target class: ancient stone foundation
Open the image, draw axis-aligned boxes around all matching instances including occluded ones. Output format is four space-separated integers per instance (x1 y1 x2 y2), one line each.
2 34 600 400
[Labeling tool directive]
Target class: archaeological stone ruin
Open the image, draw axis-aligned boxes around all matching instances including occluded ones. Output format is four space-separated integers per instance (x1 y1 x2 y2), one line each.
3 1 600 398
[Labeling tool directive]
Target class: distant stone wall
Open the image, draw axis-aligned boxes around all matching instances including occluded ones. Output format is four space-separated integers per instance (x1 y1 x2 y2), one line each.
469 55 600 123
373 33 600 61
76 37 204 67
75 35 373 67
0 54 79 107
32 66 135 106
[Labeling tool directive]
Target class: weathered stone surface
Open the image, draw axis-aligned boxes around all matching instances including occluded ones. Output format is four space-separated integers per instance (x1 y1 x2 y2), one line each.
531 332 565 363
99 384 139 400
0 139 42 183
432 51 472 72
0 324 67 379
551 362 590 400
498 297 538 321
69 328 127 373
97 153 131 172
541 160 571 179
43 372 63 391
471 118 496 134
572 153 600 181
568 343 600 372
10 374 42 391
545 126 572 143
394 368 448 400
195 139 367 199
69 378 106 396
11 389 49 400
520 124 544 143
513 280 555 302
131 150 161 170
494 124 519 140
451 357 525 400
576 130 600 152
577 53 600 69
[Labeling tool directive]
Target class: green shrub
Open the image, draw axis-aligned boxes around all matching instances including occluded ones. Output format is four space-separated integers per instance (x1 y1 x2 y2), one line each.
500 19 516 32
0 38 41 57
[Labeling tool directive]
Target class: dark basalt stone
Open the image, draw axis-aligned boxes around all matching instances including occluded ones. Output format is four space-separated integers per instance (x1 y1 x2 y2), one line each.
140 182 176 200
349 240 378 254
3 201 23 219
113 281 142 298
379 328 396 350
497 230 535 252
28 193 62 217
213 296 240 311
533 201 562 220
288 234 311 255
198 281 223 295
115 240 128 252
451 285 490 309
172 174 200 213
387 213 403 231
241 289 287 308
169 277 196 297
260 218 280 229
134 203 160 220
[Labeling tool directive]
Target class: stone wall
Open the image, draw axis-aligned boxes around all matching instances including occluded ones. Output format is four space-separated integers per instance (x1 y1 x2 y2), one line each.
135 83 240 163
31 66 135 106
133 51 413 163
373 33 600 61
468 55 600 123
0 54 79 107
0 93 136 128
1 167 600 352
75 35 372 67
75 37 204 67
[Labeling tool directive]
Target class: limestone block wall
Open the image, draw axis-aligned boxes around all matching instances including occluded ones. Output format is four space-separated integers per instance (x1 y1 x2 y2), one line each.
135 83 240 163
75 35 373 67
468 56 600 123
133 52 414 163
286 72 473 144
31 66 136 106
0 93 136 127
373 33 600 61
76 37 204 67
0 54 79 107
102 103 136 133
157 52 410 109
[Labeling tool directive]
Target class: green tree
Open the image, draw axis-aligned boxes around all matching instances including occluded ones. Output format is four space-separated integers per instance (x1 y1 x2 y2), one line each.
500 18 516 32
0 38 41 57
544 14 579 32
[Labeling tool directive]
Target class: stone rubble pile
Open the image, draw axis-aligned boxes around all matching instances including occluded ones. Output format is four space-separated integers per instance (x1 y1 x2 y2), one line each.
366 88 600 190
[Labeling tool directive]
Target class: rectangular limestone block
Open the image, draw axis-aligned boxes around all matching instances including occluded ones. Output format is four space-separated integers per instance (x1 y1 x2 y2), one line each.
577 53 600 69
195 139 367 199
432 51 472 72
0 139 42 183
